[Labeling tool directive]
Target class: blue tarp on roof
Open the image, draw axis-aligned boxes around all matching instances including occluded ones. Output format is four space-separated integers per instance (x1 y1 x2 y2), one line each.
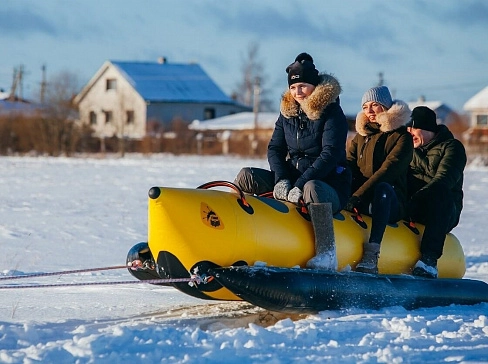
0 99 43 115
111 61 233 104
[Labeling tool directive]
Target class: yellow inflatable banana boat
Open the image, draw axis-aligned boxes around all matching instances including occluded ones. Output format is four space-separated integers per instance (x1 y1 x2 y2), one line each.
127 181 466 303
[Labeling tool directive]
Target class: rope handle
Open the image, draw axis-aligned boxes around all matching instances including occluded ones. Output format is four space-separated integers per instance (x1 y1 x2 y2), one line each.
352 207 368 229
404 219 420 235
197 180 254 213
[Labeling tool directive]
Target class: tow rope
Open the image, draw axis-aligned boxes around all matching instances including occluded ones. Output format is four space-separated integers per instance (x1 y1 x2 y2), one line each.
0 263 203 290
0 265 128 281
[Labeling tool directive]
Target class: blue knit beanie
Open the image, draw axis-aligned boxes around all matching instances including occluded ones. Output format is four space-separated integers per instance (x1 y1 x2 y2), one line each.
361 86 393 109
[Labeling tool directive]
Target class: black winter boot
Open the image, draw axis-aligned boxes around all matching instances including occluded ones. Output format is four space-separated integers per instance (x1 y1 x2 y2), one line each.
412 254 438 279
355 242 380 274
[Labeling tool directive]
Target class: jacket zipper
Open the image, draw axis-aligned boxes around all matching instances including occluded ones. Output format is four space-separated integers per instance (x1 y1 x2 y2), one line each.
296 110 304 168
359 136 370 159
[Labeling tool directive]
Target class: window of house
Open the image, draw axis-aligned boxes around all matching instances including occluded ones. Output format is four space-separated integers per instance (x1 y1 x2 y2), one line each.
476 114 488 126
106 79 117 91
89 111 97 125
126 110 135 124
104 111 113 124
204 108 215 120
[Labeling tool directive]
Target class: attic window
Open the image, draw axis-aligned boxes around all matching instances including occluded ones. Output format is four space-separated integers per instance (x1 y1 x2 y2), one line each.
106 79 117 91
476 114 488 126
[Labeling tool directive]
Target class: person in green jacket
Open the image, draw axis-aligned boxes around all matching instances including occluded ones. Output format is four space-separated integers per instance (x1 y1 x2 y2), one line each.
346 86 413 274
406 106 467 278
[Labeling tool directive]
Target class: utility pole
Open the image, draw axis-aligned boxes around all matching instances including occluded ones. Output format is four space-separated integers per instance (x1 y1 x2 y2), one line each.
40 64 47 103
252 76 260 155
9 65 25 100
377 72 384 87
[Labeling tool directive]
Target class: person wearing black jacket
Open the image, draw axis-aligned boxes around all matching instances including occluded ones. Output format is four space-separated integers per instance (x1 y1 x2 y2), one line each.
406 106 467 278
234 52 351 270
235 52 350 213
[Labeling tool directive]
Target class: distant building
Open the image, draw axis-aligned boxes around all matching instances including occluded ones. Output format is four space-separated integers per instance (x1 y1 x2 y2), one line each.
0 97 43 117
74 59 250 139
190 111 358 155
189 111 276 155
463 86 488 148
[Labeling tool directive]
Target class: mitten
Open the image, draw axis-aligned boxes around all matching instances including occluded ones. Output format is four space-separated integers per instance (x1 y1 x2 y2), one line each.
273 179 291 200
287 186 303 205
345 196 361 212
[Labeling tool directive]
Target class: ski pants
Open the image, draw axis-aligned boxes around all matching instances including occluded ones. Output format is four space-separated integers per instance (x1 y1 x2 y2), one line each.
408 183 459 260
234 167 341 214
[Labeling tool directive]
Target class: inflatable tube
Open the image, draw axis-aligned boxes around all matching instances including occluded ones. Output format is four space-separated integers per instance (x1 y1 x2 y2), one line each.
209 266 488 313
133 181 466 301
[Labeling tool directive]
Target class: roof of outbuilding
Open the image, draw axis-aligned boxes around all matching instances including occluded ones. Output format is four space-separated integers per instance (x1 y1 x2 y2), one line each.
464 86 488 110
189 112 278 131
111 61 233 104
0 99 43 115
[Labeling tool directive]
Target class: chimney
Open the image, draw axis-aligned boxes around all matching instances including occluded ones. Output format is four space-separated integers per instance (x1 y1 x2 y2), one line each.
157 57 167 64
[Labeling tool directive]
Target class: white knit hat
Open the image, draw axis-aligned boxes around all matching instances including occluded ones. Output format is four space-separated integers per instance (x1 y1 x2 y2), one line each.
361 86 393 109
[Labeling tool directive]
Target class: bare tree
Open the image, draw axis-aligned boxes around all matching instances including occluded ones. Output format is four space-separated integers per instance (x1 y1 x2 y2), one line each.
233 42 274 112
38 70 83 155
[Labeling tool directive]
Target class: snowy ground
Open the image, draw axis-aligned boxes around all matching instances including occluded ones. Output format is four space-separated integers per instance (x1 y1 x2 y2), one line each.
1 154 487 363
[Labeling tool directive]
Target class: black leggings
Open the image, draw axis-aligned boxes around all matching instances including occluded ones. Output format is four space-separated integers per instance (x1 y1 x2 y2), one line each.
368 182 401 245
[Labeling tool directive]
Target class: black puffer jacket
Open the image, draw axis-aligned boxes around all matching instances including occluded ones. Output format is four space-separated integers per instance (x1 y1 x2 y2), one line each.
267 74 351 207
408 124 466 219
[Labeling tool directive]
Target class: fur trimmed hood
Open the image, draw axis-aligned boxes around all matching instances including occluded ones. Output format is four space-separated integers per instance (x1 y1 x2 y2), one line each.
355 100 410 136
280 74 342 120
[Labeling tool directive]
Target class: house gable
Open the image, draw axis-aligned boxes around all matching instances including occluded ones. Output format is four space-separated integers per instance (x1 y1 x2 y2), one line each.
463 86 488 130
464 86 488 112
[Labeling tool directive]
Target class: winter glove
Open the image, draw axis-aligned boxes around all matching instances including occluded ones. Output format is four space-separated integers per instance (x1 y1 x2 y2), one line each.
345 196 361 213
287 186 303 205
273 179 291 200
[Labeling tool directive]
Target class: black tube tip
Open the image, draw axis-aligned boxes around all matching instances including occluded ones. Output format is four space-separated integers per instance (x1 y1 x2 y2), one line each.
148 187 161 199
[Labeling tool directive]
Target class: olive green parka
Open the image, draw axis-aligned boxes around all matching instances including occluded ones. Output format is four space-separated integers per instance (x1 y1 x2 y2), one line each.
407 124 466 220
347 100 413 217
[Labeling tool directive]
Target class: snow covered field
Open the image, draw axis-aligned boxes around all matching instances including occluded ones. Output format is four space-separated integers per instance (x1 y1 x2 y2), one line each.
1 154 487 363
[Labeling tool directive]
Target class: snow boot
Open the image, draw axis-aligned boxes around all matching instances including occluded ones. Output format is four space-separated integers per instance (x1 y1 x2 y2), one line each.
412 254 438 279
355 242 380 274
306 202 338 271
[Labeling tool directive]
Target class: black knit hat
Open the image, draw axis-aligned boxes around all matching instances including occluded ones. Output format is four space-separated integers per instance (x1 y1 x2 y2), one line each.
286 52 320 87
407 106 438 132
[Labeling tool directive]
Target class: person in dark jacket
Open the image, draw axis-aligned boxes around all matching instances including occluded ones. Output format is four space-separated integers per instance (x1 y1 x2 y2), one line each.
406 106 467 278
235 52 351 213
234 52 351 270
346 86 413 274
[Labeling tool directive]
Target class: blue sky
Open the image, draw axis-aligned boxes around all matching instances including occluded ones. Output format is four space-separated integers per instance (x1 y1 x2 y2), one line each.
1 0 488 115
